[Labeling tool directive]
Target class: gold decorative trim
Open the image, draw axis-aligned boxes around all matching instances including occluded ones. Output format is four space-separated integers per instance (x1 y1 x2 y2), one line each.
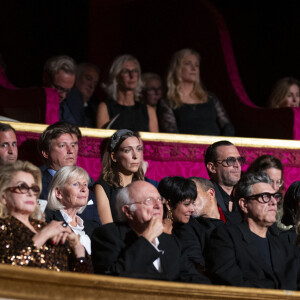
4 121 300 149
0 264 298 300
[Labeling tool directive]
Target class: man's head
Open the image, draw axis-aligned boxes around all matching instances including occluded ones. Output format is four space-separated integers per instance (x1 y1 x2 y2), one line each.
236 172 281 228
0 123 17 165
116 181 163 225
205 140 245 189
43 55 77 102
38 122 82 171
190 177 218 218
75 63 100 103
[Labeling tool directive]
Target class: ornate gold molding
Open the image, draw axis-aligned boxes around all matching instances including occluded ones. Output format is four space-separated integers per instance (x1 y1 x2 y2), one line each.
3 121 300 149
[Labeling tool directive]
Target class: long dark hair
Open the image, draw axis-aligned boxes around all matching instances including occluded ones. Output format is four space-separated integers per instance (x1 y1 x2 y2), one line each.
282 181 300 226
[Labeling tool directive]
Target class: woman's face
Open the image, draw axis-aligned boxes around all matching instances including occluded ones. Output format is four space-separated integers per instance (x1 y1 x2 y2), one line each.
265 167 283 192
118 60 139 92
57 177 89 210
180 54 199 84
3 171 38 216
112 136 143 175
171 199 195 223
281 84 300 107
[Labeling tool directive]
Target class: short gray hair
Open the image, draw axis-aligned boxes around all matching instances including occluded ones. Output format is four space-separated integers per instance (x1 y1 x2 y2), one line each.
47 166 90 214
104 54 143 101
235 172 271 201
189 176 214 192
116 186 136 222
43 55 77 83
76 62 100 79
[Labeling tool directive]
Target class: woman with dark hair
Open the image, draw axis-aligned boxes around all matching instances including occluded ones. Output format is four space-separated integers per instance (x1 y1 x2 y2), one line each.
158 176 197 232
97 54 158 132
94 129 144 224
157 48 234 135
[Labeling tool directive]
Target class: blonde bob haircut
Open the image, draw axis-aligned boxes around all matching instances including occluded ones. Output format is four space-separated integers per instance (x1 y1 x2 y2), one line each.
47 166 90 214
0 160 42 219
268 77 300 108
167 48 207 108
104 54 143 101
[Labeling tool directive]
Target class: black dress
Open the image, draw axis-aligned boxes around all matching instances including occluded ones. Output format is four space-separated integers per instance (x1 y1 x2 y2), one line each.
157 93 235 136
105 99 149 131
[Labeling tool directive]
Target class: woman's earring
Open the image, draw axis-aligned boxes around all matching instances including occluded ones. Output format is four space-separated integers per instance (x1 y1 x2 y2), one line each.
167 208 173 222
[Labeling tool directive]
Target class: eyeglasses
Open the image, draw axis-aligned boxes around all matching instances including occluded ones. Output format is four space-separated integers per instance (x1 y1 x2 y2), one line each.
245 192 282 204
270 179 284 188
121 69 139 77
131 197 165 206
52 83 72 94
5 183 40 196
214 156 246 167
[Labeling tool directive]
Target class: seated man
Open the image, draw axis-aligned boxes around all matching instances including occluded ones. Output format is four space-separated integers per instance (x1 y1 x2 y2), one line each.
205 172 300 290
38 121 100 224
0 122 17 165
92 180 210 283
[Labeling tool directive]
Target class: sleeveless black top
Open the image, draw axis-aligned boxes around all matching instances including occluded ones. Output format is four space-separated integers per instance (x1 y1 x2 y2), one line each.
105 99 149 131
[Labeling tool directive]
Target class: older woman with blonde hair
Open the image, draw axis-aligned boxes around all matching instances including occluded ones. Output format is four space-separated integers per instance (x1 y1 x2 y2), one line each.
268 77 300 108
157 48 234 136
97 54 158 132
45 165 99 255
0 161 91 272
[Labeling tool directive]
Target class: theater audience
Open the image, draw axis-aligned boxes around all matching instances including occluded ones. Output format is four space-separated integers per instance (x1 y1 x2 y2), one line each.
205 172 300 290
157 176 196 234
157 48 234 135
74 63 100 127
205 140 245 213
141 72 163 108
45 166 99 255
92 180 210 283
97 54 158 132
43 55 87 126
0 160 91 272
268 77 300 108
94 129 144 224
0 123 17 165
38 122 100 224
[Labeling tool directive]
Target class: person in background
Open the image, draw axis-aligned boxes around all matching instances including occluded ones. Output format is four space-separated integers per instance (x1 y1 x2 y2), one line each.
157 48 234 135
94 129 144 225
141 72 163 108
43 55 87 126
0 122 17 165
97 54 158 132
268 77 300 108
0 160 91 272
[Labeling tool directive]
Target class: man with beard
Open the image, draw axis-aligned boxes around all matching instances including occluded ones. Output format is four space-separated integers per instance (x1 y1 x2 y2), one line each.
204 140 245 213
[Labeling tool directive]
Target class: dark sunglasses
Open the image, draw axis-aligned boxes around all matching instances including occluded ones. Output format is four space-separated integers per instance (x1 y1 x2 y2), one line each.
6 183 40 196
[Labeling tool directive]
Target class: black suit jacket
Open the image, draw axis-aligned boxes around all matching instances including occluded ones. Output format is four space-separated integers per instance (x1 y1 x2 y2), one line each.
40 166 101 225
91 222 210 283
45 209 99 238
205 222 300 290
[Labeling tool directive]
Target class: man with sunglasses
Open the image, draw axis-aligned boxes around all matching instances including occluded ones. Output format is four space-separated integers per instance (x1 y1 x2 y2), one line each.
205 172 300 290
43 55 87 126
205 140 245 213
92 180 210 284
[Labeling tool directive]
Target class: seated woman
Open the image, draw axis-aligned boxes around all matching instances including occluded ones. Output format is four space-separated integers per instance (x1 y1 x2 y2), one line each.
95 129 144 225
0 160 91 272
45 166 99 255
157 176 197 233
141 72 163 108
157 48 234 136
97 54 158 132
268 77 300 108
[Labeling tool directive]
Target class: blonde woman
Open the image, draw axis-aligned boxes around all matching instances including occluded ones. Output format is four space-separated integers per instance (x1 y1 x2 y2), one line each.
157 48 234 136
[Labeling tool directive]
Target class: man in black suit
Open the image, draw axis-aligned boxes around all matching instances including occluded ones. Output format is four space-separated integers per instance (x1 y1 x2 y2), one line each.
91 180 210 283
205 172 300 290
204 140 245 213
38 122 100 224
